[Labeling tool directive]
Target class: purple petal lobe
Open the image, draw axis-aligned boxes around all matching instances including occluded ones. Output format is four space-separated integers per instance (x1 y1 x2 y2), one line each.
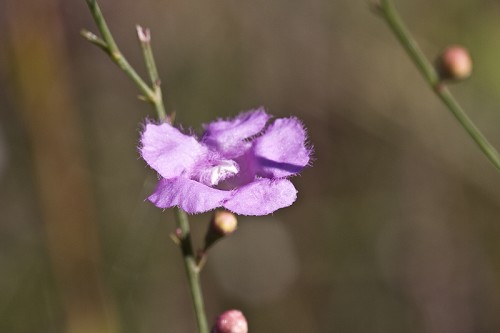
148 178 231 214
253 117 310 178
203 108 271 158
223 179 297 215
141 123 207 179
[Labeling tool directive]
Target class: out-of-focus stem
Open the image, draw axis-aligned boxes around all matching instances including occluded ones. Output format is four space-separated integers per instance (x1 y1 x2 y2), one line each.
83 1 208 332
7 0 119 332
377 0 500 171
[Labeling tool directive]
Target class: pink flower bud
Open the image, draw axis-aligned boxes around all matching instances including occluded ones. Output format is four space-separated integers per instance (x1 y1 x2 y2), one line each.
435 45 472 81
212 310 248 333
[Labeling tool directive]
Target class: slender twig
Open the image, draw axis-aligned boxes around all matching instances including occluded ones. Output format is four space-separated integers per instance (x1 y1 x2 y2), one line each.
83 0 156 110
136 25 167 121
83 1 208 332
377 0 500 171
174 208 209 333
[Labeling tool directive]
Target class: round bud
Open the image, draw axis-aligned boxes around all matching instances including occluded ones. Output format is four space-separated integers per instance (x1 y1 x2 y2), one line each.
435 45 472 81
203 210 238 252
213 210 238 235
212 310 248 333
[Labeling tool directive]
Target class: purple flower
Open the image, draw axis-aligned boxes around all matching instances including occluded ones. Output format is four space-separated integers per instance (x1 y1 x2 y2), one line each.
140 108 311 215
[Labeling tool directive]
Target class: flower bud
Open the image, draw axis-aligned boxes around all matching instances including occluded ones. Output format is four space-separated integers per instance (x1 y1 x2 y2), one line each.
213 210 238 235
435 45 472 82
203 210 238 251
211 310 248 333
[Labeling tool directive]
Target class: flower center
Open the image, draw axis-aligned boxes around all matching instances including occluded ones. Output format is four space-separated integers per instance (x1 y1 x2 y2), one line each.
199 159 239 186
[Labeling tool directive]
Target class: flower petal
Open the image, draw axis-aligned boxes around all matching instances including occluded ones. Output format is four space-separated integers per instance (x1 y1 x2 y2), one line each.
140 123 207 179
223 179 297 215
148 178 232 214
253 117 310 178
202 108 271 158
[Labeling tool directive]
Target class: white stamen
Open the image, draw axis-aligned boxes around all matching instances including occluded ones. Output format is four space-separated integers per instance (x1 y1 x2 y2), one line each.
200 160 239 186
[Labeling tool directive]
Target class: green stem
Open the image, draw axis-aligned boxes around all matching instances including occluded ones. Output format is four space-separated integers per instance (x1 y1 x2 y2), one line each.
136 26 167 121
83 1 208 331
83 0 156 109
378 0 500 171
174 207 209 333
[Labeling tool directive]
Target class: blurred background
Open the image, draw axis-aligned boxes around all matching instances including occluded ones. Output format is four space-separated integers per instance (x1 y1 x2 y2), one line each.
2 0 500 332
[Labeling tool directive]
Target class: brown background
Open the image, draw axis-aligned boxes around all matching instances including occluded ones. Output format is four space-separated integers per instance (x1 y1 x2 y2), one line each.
2 0 500 332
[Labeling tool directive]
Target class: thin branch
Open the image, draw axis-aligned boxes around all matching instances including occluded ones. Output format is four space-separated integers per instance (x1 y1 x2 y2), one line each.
84 0 156 110
174 207 209 333
136 25 166 121
377 0 500 171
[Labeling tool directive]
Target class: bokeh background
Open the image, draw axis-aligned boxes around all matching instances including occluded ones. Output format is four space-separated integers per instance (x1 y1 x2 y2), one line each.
2 0 500 332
